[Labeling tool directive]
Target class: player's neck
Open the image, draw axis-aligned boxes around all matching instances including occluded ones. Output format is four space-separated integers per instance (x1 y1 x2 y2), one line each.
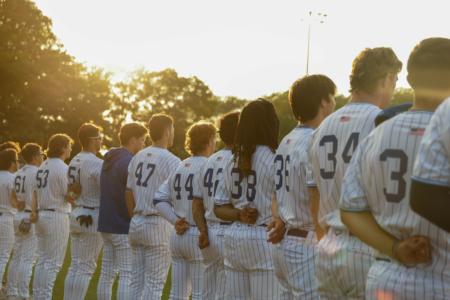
350 92 382 107
301 118 321 129
152 140 168 149
412 98 441 112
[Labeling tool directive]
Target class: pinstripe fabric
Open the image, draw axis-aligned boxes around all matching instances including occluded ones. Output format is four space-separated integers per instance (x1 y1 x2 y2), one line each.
413 99 450 187
309 103 380 299
0 171 15 292
341 111 450 299
33 158 71 300
7 165 38 299
272 126 318 299
127 143 180 300
97 233 132 300
64 152 104 300
196 148 233 300
154 156 208 300
214 146 280 299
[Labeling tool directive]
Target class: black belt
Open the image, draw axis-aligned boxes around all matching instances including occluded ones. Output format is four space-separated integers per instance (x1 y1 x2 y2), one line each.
80 206 96 210
220 222 232 226
24 209 32 213
287 228 309 238
40 209 55 212
375 257 391 263
258 224 267 227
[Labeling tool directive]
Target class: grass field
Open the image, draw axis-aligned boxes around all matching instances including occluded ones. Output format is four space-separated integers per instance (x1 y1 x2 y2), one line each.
5 242 172 300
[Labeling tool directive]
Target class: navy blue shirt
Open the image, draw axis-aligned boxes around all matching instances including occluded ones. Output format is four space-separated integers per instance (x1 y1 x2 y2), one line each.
98 147 133 234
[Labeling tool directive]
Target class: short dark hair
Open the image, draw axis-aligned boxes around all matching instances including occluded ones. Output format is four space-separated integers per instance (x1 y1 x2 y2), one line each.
78 123 102 148
218 111 240 146
0 141 20 152
148 114 173 142
185 122 217 155
46 134 74 158
350 47 402 94
0 149 18 170
407 38 450 91
21 143 43 163
289 75 336 122
119 122 148 146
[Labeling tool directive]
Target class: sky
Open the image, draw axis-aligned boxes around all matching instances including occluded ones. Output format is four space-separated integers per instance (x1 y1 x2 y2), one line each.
33 0 450 99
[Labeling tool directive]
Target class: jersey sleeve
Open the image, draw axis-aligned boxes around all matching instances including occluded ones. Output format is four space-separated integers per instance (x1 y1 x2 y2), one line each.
126 157 135 190
339 141 370 211
214 159 233 205
193 165 204 199
153 178 173 205
413 102 450 187
59 165 69 197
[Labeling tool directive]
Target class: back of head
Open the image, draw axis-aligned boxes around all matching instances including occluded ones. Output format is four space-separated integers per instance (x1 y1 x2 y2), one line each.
21 143 43 164
78 123 102 149
148 114 173 142
234 99 279 176
350 47 402 94
46 134 74 158
289 74 336 122
0 141 21 152
218 111 240 146
0 149 18 171
407 37 450 98
119 122 148 146
185 122 217 156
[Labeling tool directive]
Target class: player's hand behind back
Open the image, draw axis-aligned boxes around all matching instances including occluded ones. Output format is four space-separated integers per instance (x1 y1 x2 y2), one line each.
239 207 258 225
198 230 210 249
394 235 432 266
175 218 190 235
267 217 286 244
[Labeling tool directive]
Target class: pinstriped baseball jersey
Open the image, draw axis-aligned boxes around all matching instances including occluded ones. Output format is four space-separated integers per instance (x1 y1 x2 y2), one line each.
36 158 71 213
275 126 316 231
0 171 15 214
309 102 381 229
127 146 180 215
215 146 276 226
13 165 38 210
70 152 103 208
154 156 207 225
413 99 450 187
339 111 450 270
197 148 233 223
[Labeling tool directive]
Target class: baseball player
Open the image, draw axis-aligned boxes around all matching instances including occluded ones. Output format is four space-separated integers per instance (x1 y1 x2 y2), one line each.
154 122 217 300
6 143 44 300
271 75 336 300
97 122 147 300
308 47 402 299
340 38 450 299
192 111 240 300
0 149 20 299
411 97 450 232
214 99 281 300
32 134 75 300
126 114 181 300
64 123 104 300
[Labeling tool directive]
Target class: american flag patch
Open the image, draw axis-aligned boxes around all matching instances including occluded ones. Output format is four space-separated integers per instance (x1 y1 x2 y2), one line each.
410 128 425 136
146 153 152 157
286 139 291 144
216 156 223 161
340 116 351 123
185 163 191 167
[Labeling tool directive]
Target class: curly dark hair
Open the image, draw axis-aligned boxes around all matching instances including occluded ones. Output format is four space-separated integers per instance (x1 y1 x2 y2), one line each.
46 134 74 158
185 122 217 155
218 111 240 146
350 47 402 94
233 99 279 177
407 37 450 91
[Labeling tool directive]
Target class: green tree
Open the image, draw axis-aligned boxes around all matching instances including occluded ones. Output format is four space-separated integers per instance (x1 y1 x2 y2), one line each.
0 0 115 152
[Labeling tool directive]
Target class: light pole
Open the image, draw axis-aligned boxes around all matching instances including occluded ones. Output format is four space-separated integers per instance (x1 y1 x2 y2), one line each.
302 11 327 75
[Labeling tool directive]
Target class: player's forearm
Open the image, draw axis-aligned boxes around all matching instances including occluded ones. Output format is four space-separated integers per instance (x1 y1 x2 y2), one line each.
155 201 179 225
214 204 240 222
10 191 19 209
32 192 38 212
309 187 325 239
410 179 450 233
271 195 280 219
125 189 135 218
341 210 397 258
192 198 208 233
